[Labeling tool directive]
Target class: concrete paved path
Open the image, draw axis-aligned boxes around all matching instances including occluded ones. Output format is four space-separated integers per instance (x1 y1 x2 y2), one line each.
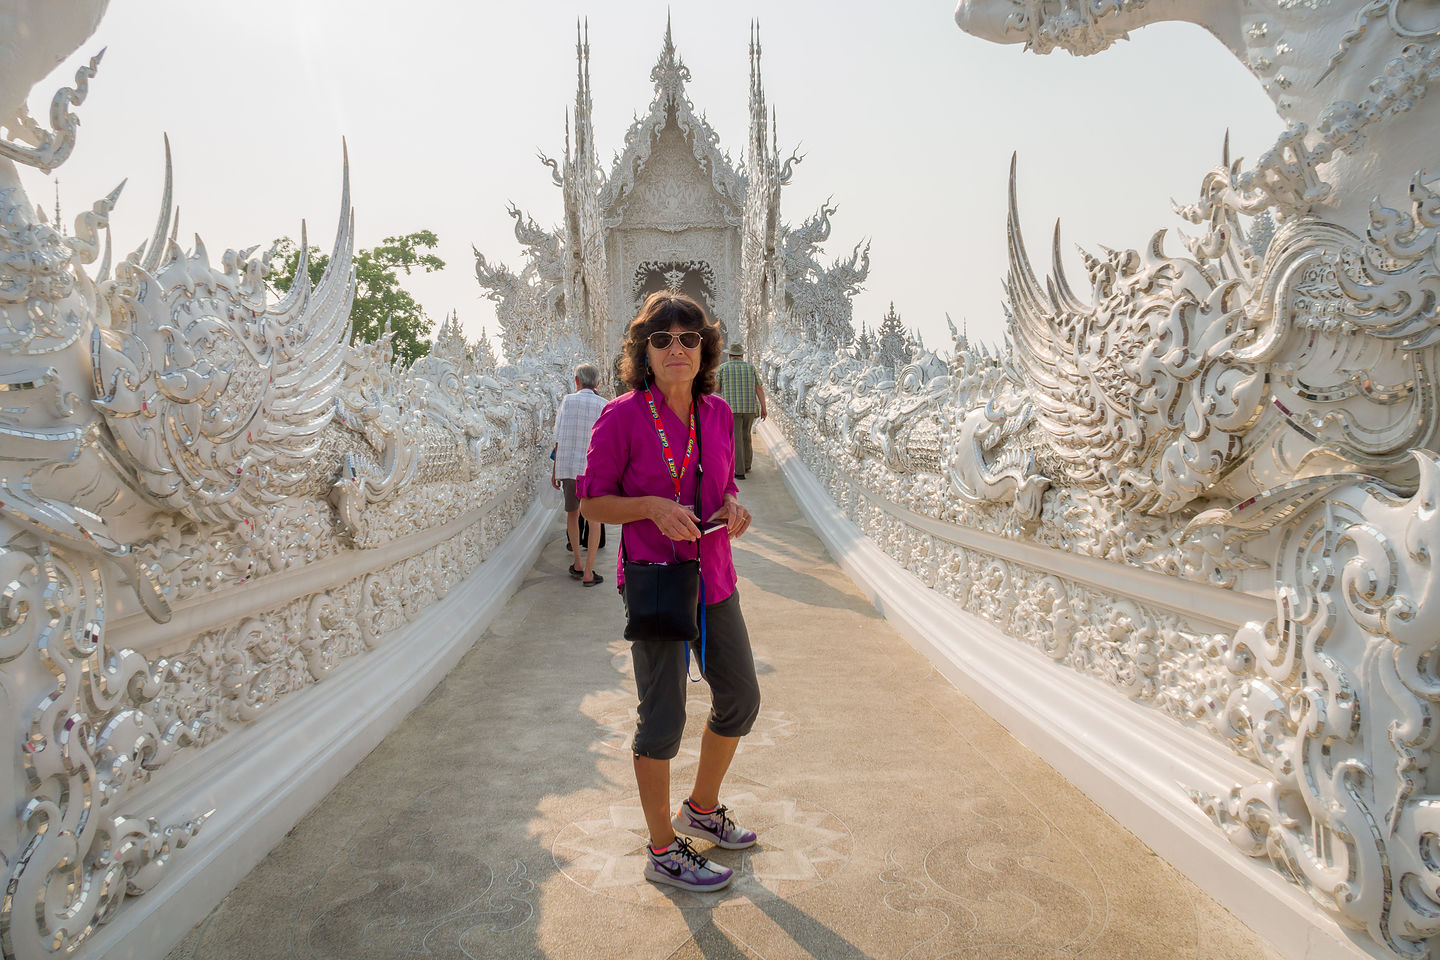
167 438 1281 960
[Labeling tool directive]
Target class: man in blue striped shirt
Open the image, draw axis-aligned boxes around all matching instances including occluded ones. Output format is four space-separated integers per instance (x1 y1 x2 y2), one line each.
716 341 767 479
551 363 608 584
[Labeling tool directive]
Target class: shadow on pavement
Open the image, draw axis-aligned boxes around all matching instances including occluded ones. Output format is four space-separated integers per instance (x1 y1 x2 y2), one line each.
679 899 880 960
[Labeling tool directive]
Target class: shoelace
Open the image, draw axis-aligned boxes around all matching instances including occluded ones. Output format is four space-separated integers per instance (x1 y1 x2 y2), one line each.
668 836 710 869
706 805 736 835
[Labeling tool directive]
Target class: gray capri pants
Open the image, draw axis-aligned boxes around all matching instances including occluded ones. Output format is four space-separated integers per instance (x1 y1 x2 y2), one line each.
630 589 761 760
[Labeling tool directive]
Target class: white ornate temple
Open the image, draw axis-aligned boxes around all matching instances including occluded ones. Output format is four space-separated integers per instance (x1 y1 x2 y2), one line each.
5 4 1440 959
474 20 869 368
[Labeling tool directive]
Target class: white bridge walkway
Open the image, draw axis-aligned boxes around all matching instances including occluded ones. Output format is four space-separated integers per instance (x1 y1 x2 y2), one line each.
165 438 1279 960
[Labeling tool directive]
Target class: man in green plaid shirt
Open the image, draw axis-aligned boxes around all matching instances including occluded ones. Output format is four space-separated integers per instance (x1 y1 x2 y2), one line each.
716 340 767 479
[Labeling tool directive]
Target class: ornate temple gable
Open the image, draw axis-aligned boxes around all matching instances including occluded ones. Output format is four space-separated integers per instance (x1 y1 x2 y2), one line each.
618 123 732 232
599 20 747 231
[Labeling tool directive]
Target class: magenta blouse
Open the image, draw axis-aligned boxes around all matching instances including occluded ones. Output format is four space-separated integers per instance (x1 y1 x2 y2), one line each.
577 388 740 602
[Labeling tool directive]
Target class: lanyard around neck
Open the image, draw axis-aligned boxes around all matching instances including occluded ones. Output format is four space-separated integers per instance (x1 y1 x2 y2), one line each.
642 386 696 501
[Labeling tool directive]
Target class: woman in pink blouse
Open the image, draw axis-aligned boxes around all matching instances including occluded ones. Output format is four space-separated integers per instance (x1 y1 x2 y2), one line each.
579 292 761 893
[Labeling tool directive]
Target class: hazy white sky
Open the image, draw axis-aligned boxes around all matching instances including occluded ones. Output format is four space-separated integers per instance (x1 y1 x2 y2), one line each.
19 0 1282 354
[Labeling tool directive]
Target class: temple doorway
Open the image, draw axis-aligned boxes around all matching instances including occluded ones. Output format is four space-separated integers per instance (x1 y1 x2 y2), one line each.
630 260 728 344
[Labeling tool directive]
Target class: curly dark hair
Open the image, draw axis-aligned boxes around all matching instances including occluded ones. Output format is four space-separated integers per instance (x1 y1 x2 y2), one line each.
618 291 723 398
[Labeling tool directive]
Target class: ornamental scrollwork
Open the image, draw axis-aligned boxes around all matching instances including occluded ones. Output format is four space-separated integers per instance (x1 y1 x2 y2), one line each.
631 259 717 300
598 25 746 230
944 0 1440 944
738 0 1440 953
0 537 208 960
1191 458 1440 954
0 10 569 955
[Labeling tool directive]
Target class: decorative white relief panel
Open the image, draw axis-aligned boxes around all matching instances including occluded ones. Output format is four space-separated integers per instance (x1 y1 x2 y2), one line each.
739 2 1440 955
0 10 570 956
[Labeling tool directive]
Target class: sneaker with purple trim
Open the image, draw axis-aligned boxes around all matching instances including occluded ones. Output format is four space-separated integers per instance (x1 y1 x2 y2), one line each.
643 836 734 892
672 799 757 850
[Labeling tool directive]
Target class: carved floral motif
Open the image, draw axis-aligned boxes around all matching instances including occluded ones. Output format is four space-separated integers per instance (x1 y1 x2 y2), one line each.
775 404 1243 734
0 537 208 959
0 15 564 956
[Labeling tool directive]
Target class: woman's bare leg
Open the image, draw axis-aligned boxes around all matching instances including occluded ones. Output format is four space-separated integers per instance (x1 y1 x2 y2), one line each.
634 754 676 848
688 726 740 809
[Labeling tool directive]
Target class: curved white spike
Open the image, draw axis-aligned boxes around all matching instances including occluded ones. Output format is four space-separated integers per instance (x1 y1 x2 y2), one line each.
268 220 311 323
1050 220 1089 315
141 135 174 272
1004 154 1067 394
324 140 354 282
1005 154 1049 324
308 142 356 351
1147 229 1170 260
90 177 126 282
271 140 355 407
97 222 113 282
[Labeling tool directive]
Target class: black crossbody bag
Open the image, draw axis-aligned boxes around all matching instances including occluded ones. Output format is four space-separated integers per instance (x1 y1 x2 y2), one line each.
621 403 705 645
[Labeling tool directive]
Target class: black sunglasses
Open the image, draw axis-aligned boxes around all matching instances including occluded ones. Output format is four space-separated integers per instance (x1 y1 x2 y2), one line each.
647 330 703 350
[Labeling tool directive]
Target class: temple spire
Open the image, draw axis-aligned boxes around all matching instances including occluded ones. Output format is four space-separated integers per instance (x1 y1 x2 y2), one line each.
740 18 782 350
748 21 769 171
557 17 608 359
662 10 676 69
571 19 594 169
651 12 691 100
583 20 592 114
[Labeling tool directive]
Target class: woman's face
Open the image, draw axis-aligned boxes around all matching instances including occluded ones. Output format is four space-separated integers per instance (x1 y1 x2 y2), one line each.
645 322 701 386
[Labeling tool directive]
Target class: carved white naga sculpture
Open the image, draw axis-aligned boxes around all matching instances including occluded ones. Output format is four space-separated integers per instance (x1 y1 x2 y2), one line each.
951 1 1440 954
0 6 560 957
779 200 871 350
476 21 863 367
474 203 574 365
759 0 1440 955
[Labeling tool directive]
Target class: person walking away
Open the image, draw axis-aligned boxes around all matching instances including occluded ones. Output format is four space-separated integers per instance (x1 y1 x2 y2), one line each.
579 293 761 892
715 340 766 479
551 362 608 586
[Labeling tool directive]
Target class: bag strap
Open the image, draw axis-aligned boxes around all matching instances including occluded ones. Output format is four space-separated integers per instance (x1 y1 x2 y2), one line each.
693 402 704 557
619 390 710 681
620 390 704 564
694 405 707 679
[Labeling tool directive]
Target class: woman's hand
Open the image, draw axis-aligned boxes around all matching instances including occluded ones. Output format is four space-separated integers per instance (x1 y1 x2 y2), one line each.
708 495 752 539
649 497 703 541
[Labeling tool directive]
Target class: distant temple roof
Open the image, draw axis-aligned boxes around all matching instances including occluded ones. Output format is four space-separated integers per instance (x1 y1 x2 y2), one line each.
598 18 747 228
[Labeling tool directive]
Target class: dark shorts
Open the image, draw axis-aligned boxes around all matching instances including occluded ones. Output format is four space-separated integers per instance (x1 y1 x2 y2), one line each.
561 478 580 512
629 590 761 760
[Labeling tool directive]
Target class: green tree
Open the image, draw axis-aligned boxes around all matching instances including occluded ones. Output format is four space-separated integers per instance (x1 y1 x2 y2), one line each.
268 230 446 365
